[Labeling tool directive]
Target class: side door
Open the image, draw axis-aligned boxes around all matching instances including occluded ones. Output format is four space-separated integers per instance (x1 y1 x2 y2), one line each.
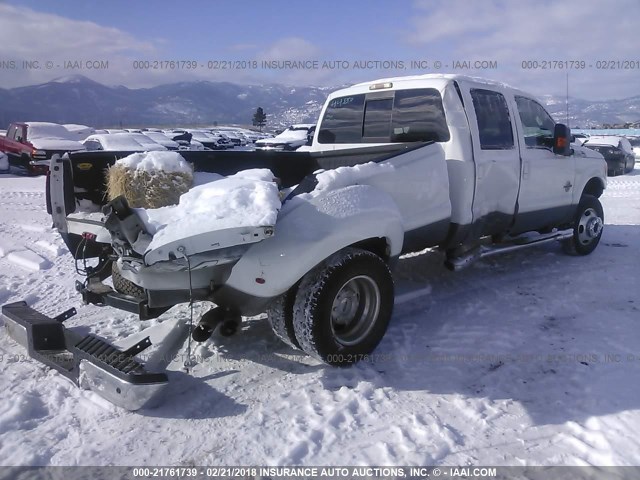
460 85 521 237
4 125 26 164
510 96 575 233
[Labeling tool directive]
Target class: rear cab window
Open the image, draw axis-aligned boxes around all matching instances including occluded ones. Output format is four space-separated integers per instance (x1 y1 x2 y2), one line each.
318 88 450 144
469 89 514 150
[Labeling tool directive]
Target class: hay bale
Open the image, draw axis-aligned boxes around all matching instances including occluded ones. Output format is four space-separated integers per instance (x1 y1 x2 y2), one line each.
107 164 193 209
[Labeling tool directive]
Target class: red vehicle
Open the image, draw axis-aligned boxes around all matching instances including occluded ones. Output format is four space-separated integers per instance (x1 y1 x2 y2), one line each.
0 122 85 175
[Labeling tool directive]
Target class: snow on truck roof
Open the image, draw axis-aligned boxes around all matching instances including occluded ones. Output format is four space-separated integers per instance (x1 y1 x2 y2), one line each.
350 73 515 89
338 73 531 99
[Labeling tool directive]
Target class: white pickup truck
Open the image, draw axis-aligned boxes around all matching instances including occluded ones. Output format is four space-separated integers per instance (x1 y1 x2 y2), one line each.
3 74 607 410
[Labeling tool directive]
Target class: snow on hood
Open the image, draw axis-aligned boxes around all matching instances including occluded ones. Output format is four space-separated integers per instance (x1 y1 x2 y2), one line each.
139 168 280 252
29 137 85 151
116 151 192 174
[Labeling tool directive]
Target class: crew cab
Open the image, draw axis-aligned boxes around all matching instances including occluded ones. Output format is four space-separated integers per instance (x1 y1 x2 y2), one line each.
3 74 607 409
0 122 85 174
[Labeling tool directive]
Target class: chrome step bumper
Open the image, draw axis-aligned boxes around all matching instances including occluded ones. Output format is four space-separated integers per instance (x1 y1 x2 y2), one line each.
2 301 168 411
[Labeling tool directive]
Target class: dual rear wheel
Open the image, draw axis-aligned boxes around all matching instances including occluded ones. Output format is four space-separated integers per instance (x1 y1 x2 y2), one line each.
267 248 394 366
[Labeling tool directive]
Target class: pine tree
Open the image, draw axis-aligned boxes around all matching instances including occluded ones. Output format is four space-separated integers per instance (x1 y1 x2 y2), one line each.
252 107 267 131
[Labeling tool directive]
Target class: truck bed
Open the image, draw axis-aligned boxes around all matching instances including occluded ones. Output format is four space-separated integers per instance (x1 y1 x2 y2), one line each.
52 144 424 211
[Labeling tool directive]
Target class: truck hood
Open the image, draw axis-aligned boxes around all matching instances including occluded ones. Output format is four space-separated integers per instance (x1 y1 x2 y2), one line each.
30 137 85 151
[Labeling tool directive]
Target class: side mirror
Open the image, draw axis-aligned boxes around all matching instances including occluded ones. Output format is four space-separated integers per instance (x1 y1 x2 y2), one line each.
553 123 571 156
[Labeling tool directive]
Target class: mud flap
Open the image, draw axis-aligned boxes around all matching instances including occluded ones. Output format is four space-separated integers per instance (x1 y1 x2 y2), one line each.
1 301 169 411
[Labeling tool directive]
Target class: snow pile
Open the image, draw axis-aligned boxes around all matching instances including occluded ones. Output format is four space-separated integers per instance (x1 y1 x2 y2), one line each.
108 152 193 209
115 151 191 174
141 169 280 252
0 152 8 171
311 162 395 196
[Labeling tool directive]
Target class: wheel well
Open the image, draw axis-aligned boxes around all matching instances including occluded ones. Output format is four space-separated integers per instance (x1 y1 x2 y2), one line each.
582 177 604 198
349 237 390 261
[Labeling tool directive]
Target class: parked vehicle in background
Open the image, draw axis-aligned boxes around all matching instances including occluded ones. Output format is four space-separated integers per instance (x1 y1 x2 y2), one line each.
208 132 234 149
116 133 168 152
185 130 226 150
627 137 640 161
141 132 182 150
82 133 166 152
254 124 315 151
0 122 85 175
64 124 96 141
583 135 635 175
0 152 8 172
572 133 589 145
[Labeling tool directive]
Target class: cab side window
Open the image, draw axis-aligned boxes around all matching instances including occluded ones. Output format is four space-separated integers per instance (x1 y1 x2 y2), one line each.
515 96 556 149
470 89 514 150
13 127 24 142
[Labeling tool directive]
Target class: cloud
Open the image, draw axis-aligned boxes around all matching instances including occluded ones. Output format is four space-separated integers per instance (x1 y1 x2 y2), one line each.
256 37 321 61
406 0 640 99
0 4 159 88
0 8 334 89
252 37 338 86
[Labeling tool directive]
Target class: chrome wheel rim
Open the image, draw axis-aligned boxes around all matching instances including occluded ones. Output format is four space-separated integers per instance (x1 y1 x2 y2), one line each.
330 275 381 346
577 207 603 245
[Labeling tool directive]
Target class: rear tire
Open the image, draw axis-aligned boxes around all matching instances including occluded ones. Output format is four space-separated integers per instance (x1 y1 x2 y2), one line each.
292 248 394 366
267 284 300 349
111 262 145 298
562 195 604 256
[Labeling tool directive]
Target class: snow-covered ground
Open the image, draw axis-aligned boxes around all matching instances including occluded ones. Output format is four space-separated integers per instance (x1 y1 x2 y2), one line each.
0 167 639 467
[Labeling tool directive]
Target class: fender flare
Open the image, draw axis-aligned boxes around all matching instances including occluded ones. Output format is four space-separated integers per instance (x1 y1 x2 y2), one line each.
223 184 405 299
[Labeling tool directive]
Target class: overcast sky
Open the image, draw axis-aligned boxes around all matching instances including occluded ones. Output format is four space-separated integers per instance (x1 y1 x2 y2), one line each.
0 0 638 100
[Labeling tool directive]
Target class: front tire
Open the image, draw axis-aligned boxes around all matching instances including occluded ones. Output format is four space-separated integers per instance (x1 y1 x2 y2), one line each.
292 248 394 366
562 195 604 256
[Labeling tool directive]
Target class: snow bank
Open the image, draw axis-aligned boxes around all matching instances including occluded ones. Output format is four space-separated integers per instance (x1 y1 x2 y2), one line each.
115 151 191 174
0 153 8 171
7 250 49 271
141 169 280 252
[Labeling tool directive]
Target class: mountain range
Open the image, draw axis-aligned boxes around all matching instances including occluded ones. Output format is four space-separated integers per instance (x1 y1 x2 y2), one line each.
0 75 638 130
